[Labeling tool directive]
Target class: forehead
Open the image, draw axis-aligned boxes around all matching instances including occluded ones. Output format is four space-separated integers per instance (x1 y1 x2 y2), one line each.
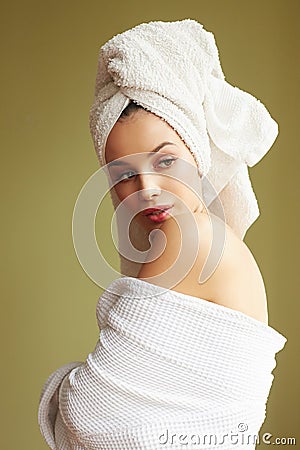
104 110 185 163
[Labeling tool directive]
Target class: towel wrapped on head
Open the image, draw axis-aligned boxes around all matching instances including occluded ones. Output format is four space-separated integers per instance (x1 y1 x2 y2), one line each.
89 18 278 254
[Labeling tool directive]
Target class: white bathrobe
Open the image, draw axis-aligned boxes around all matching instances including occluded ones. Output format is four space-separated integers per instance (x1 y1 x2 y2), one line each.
38 276 287 450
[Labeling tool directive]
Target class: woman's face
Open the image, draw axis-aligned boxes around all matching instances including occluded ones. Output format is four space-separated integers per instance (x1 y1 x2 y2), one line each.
104 109 204 231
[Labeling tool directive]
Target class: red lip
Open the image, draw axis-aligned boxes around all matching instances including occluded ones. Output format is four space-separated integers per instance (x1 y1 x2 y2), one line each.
141 205 173 216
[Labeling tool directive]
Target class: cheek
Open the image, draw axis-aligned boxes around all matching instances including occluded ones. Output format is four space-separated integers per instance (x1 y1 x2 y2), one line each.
114 184 138 208
167 178 200 208
114 182 131 199
168 162 201 200
167 178 192 196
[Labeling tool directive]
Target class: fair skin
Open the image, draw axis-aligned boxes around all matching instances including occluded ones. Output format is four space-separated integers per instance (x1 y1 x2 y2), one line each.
105 109 268 324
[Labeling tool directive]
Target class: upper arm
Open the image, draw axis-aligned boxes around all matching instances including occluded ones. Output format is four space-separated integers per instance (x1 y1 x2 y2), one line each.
206 229 269 324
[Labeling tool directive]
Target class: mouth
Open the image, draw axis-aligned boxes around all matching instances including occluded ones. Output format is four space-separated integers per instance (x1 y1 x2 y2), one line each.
141 205 174 223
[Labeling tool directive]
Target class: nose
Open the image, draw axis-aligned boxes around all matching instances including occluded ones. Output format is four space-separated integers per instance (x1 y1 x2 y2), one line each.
138 172 161 201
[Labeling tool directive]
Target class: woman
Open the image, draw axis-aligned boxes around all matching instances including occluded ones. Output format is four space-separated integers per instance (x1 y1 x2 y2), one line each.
38 19 287 450
105 100 268 323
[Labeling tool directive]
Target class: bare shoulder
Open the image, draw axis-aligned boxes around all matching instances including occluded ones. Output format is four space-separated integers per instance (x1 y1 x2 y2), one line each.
137 212 268 324
200 213 269 324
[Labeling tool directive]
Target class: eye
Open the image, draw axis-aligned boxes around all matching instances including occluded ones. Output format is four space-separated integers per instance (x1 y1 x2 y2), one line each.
117 170 137 182
156 157 177 169
115 157 177 182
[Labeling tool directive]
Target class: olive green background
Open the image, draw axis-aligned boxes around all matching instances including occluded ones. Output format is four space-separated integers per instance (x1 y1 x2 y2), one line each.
1 1 299 448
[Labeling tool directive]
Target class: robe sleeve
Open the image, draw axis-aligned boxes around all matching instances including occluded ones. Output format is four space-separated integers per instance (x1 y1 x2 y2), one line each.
38 362 83 450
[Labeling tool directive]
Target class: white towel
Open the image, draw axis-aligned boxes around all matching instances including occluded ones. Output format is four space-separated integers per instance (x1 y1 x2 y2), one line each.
38 276 287 449
89 18 279 245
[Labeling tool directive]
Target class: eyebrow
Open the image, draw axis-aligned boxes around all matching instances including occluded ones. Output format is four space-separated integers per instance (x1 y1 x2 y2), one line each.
107 141 176 167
